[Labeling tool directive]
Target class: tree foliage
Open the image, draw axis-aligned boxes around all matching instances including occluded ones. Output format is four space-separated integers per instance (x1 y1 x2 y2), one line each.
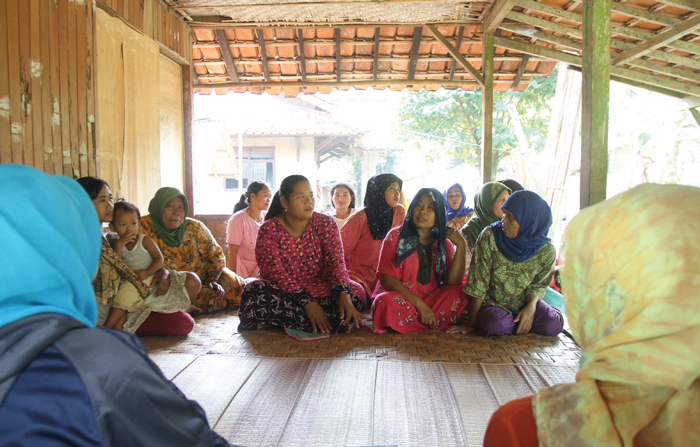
396 67 559 172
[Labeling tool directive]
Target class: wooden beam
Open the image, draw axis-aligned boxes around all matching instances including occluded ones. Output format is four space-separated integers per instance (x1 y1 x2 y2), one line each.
653 0 700 13
256 29 270 82
373 27 380 81
482 32 494 183
426 24 484 86
613 2 680 28
336 28 341 82
194 37 485 50
689 107 700 128
581 0 610 208
493 37 700 97
449 26 464 80
177 0 498 10
613 14 700 65
183 63 195 216
408 26 423 80
215 29 239 82
194 79 482 89
499 23 700 84
512 54 530 88
189 19 486 29
515 1 700 57
483 0 520 34
298 29 307 82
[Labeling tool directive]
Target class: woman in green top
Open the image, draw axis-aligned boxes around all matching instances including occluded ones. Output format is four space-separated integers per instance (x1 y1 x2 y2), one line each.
455 190 563 337
461 182 511 263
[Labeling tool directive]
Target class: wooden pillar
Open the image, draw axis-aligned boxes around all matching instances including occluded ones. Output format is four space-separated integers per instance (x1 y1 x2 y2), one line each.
481 32 494 183
183 61 195 217
581 0 611 208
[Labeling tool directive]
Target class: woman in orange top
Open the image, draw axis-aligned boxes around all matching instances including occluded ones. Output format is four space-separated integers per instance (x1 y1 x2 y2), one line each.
340 174 405 305
484 184 700 447
141 187 245 313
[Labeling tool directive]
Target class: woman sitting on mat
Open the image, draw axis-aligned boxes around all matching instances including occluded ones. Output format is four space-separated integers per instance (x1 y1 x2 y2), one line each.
484 184 700 447
453 190 563 337
77 177 199 336
0 165 229 446
238 175 364 334
140 187 246 313
341 173 405 301
444 183 474 231
226 181 272 279
460 182 511 266
325 182 357 229
372 188 469 334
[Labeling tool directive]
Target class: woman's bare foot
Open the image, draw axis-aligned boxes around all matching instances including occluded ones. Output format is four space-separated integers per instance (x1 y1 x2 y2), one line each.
186 305 202 315
446 325 473 334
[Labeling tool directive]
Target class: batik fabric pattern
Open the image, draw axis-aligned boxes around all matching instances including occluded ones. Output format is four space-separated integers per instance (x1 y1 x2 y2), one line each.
372 227 468 334
532 184 700 447
238 212 363 333
141 215 245 313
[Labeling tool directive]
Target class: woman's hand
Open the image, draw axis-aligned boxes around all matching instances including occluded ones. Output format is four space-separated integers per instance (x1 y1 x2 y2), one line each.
153 268 171 296
209 282 226 300
304 302 331 333
514 300 537 334
134 269 150 280
415 300 437 329
446 227 467 250
338 293 364 329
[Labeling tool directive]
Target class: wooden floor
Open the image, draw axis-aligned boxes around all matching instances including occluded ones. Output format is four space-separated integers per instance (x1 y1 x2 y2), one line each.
144 311 581 447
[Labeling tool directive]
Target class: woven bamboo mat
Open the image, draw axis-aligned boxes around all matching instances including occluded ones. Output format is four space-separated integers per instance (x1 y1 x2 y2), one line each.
157 356 577 447
143 310 581 366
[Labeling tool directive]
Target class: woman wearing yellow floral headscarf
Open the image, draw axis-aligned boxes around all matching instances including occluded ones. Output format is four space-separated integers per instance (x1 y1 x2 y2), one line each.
484 183 700 447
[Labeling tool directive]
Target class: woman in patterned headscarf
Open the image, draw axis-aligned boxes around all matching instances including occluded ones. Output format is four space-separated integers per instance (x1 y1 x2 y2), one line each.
340 173 405 303
372 188 469 334
484 183 700 447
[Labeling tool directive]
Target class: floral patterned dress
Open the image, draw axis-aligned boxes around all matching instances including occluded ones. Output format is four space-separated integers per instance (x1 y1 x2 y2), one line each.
140 216 245 313
371 227 469 334
238 212 364 333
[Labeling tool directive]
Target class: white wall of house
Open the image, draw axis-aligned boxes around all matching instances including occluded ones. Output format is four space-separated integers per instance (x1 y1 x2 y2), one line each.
192 124 318 215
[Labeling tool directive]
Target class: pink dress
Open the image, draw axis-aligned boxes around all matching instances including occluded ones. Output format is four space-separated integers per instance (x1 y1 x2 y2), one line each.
340 206 406 299
371 226 469 334
226 209 265 278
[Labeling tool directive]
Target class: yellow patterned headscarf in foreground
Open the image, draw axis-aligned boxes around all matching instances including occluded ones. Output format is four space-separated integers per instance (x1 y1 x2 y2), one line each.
533 183 700 447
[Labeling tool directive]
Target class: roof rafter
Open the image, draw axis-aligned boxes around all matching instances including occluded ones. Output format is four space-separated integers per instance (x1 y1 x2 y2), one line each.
408 26 423 80
426 24 484 86
613 14 700 65
449 26 464 80
483 0 520 34
215 29 239 82
298 29 307 82
256 29 271 82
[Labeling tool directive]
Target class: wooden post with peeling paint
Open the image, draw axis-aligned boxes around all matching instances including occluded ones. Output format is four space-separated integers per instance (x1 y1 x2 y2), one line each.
581 0 611 208
482 31 494 183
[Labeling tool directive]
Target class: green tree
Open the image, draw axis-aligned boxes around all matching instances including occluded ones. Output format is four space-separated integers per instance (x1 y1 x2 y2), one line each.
396 67 558 177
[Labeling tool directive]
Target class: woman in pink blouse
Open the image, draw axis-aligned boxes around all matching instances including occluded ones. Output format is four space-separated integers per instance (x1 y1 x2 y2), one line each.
340 173 405 306
238 175 365 334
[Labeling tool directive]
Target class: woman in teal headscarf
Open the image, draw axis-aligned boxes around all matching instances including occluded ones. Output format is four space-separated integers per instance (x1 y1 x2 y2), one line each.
461 182 511 264
140 187 246 313
0 165 229 446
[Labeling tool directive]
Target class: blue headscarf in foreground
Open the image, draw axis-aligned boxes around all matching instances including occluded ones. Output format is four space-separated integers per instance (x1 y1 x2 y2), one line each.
0 165 100 328
396 188 449 288
443 183 473 221
491 190 552 263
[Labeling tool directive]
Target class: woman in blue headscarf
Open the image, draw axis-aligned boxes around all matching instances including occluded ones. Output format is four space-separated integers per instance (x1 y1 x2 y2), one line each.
458 190 563 337
444 183 474 230
371 188 469 333
0 165 229 446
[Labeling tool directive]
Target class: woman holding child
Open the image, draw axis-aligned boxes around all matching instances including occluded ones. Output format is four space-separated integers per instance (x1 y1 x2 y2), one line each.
77 177 198 336
372 188 469 333
238 175 364 334
141 187 246 313
455 190 563 337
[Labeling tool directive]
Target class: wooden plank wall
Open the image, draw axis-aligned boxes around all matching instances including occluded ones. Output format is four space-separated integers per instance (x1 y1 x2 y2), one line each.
0 0 95 176
0 0 192 177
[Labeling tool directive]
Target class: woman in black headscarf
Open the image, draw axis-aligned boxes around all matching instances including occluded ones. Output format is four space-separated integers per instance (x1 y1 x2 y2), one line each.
340 174 405 303
371 188 469 333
